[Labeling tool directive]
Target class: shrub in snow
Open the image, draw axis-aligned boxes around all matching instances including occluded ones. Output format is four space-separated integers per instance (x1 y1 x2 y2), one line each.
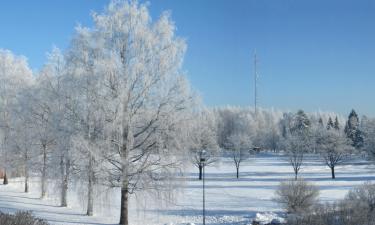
343 181 375 222
287 202 375 225
0 211 49 225
275 179 319 214
286 182 375 225
346 181 375 211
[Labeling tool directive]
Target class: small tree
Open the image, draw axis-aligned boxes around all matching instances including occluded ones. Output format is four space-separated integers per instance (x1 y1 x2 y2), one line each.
0 50 33 185
275 179 319 214
227 133 252 179
316 129 353 179
282 132 310 180
189 110 219 180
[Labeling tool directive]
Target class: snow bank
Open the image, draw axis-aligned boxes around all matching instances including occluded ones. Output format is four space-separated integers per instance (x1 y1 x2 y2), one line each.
252 212 285 225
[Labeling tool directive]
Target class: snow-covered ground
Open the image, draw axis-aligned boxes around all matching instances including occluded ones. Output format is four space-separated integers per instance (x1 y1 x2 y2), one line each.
0 153 374 225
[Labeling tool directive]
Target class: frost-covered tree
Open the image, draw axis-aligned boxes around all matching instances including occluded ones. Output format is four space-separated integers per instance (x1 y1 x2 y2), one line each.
0 49 33 184
275 179 319 214
76 2 197 224
215 107 243 148
42 48 84 208
316 129 353 179
29 51 69 199
291 110 310 133
281 132 310 180
280 110 312 180
9 87 36 192
264 126 280 152
215 107 283 152
65 27 107 214
362 117 375 161
189 110 219 180
226 133 252 178
345 181 375 216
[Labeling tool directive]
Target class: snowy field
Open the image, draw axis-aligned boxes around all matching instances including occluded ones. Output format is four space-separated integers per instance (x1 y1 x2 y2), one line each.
0 153 374 225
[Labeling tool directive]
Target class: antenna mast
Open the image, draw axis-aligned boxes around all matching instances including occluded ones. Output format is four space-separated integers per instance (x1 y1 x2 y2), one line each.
254 50 258 118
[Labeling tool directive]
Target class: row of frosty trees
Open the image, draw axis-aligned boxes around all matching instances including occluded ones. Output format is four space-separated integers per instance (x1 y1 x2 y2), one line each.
0 1 198 224
192 107 375 182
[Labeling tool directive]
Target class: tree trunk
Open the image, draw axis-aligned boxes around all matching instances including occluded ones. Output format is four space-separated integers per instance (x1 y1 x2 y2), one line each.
41 144 47 198
199 165 203 180
119 117 132 225
119 182 129 225
24 151 29 192
294 170 298 180
236 166 239 179
3 170 8 185
60 156 69 207
331 166 335 179
86 156 94 216
24 166 29 193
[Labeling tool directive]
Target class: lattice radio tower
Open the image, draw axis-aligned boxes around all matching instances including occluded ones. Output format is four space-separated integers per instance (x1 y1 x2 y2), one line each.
253 50 259 119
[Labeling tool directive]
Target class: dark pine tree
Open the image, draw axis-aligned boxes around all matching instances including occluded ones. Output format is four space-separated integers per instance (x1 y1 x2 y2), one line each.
292 110 310 134
344 109 364 149
327 117 334 130
318 117 324 128
334 116 340 130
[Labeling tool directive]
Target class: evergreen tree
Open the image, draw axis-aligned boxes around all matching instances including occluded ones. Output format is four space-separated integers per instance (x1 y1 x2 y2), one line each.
344 109 364 148
334 116 340 130
292 110 310 134
327 117 334 130
318 118 324 128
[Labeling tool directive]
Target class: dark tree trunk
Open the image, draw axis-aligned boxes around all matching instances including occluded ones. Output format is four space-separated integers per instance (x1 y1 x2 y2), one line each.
24 167 29 193
25 177 29 192
119 121 132 225
41 144 47 198
24 151 29 192
199 165 203 180
119 184 129 225
61 156 69 207
236 166 239 179
86 156 94 216
331 166 335 179
3 171 8 185
294 170 298 180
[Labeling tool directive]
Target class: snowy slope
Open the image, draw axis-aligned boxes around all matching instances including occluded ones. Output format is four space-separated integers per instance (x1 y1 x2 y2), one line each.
0 153 374 225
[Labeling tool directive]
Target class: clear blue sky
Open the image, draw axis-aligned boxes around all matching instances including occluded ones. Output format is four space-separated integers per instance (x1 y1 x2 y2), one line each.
1 0 374 116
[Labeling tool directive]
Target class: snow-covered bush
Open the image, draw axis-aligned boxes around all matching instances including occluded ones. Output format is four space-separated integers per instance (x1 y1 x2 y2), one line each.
287 202 375 225
344 181 375 219
0 211 49 225
275 179 319 214
286 182 375 225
